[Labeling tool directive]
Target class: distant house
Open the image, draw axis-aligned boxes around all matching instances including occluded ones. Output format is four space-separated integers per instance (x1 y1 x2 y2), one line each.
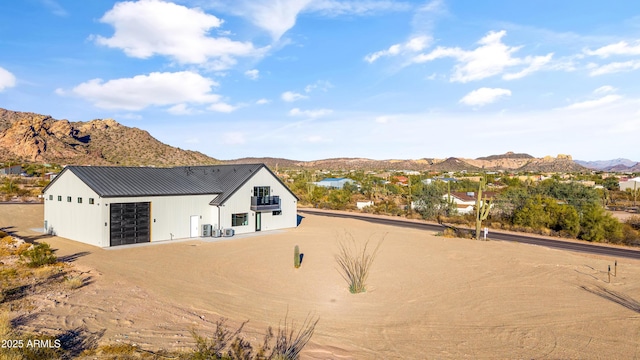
42 164 298 248
422 177 457 185
314 178 355 189
620 177 640 191
443 191 496 215
356 200 374 210
392 176 409 186
0 165 22 175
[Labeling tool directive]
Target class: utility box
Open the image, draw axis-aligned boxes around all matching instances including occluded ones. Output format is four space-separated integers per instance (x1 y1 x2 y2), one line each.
213 229 222 238
202 224 212 237
224 228 235 237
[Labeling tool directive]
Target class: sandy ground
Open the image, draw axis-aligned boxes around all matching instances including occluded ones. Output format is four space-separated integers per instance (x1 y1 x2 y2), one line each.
2 204 640 359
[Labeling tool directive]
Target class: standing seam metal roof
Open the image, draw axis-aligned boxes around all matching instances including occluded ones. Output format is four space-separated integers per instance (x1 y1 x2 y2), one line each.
48 164 263 199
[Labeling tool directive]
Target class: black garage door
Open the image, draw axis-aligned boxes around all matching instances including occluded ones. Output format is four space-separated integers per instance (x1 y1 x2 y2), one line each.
110 202 150 246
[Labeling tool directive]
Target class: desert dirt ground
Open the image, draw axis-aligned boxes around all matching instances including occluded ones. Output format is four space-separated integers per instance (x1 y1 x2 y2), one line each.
1 204 640 359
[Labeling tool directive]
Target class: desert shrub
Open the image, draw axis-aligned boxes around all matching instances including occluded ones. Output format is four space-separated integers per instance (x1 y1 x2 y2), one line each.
20 243 57 268
0 310 64 360
64 276 83 290
293 246 300 269
14 242 32 257
0 230 9 238
191 314 318 360
335 232 383 294
626 215 640 231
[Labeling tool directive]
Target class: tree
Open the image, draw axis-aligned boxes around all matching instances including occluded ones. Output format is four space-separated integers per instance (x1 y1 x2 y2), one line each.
413 182 449 219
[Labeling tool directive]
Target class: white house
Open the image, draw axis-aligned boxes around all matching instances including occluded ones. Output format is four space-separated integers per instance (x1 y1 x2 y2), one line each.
443 191 495 215
356 200 374 210
42 164 298 247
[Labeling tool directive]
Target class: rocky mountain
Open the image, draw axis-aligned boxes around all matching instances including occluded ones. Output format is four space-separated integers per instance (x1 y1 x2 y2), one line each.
0 108 219 166
575 158 638 171
0 108 595 173
227 152 589 173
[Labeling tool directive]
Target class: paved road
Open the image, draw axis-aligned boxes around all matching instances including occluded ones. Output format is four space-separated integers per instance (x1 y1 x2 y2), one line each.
299 209 640 260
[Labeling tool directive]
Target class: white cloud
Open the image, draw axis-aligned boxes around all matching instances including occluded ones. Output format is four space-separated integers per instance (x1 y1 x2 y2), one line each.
222 132 246 145
256 98 270 105
244 69 259 80
588 60 640 76
374 115 395 123
289 108 333 118
459 87 512 106
168 103 196 115
0 67 16 91
217 0 410 41
503 53 553 80
304 80 333 93
584 41 640 58
564 94 622 110
593 85 616 94
365 35 431 63
208 102 237 113
281 91 308 102
94 0 262 68
71 71 221 110
307 0 411 16
412 30 553 82
41 0 68 16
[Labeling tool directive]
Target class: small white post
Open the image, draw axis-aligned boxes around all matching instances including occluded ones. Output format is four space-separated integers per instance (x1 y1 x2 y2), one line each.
483 227 488 240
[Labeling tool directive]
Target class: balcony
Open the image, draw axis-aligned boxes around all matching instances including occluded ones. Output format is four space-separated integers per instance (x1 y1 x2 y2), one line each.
251 195 281 211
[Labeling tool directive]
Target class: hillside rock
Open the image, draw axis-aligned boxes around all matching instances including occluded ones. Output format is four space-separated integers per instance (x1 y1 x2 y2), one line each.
0 108 219 166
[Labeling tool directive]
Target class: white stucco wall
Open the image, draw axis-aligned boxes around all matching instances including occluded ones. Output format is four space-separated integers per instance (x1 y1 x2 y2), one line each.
100 194 216 246
219 167 297 234
43 171 104 247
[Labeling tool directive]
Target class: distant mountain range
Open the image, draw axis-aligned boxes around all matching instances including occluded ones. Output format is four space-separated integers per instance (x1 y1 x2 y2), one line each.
0 108 627 173
575 158 640 172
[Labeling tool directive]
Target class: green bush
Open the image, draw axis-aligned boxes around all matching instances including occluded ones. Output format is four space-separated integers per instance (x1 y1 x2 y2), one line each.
20 243 57 268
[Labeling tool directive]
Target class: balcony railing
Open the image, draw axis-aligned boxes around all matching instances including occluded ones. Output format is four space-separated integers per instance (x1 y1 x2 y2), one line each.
251 195 281 211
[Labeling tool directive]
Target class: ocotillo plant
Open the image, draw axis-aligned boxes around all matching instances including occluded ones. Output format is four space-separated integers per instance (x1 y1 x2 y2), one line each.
475 177 491 241
294 245 301 268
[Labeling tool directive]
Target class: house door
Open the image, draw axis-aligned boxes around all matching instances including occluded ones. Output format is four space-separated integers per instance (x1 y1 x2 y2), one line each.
190 215 199 237
255 212 261 232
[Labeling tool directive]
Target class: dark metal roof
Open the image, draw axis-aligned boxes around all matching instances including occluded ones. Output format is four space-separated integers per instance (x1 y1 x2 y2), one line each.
43 163 299 204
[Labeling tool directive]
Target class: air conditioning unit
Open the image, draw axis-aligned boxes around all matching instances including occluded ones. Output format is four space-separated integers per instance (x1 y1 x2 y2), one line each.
202 224 212 237
213 228 222 238
224 228 235 237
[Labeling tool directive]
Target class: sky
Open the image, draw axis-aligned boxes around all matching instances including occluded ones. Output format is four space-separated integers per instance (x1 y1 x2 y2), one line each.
1 0 639 162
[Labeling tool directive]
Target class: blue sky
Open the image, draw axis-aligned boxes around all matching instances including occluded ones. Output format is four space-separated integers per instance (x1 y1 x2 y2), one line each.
1 0 639 161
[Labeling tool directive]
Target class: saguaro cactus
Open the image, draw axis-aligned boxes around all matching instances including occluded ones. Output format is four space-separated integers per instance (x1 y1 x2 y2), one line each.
475 177 491 241
294 245 301 268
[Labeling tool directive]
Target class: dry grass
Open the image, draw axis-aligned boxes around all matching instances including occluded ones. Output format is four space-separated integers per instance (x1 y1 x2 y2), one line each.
64 276 84 290
335 231 384 294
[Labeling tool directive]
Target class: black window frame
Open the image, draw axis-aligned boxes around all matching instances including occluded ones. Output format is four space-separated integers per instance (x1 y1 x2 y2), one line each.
77 197 82 204
57 195 62 201
231 213 249 226
253 186 270 197
89 198 94 205
66 196 72 202
49 195 53 200
273 210 282 216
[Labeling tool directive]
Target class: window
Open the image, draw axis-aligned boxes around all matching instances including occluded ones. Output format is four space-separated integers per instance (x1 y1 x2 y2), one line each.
231 213 248 226
89 198 94 205
77 197 82 204
66 196 71 202
49 195 53 200
253 186 270 197
273 210 282 216
57 196 62 201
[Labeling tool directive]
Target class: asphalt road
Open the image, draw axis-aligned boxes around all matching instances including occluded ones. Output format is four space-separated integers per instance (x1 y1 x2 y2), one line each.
298 209 640 260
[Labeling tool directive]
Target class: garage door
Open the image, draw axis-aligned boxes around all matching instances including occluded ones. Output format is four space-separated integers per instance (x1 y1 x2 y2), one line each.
110 202 150 246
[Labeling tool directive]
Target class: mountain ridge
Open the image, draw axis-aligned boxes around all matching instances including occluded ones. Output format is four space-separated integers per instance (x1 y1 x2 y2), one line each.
0 108 599 172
